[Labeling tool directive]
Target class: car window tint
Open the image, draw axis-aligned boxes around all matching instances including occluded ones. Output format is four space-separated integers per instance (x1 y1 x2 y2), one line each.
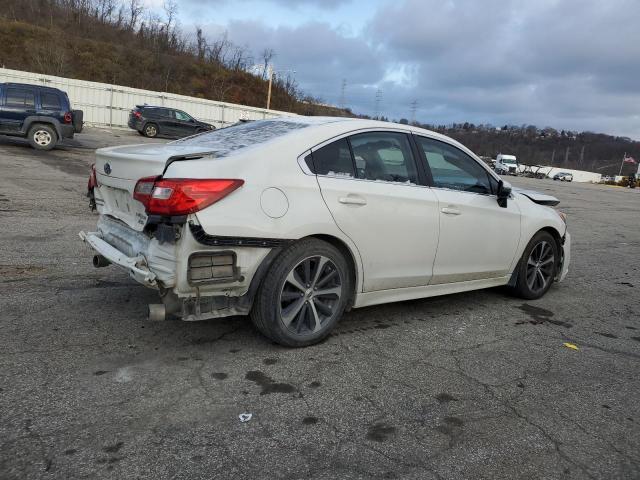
175 111 190 121
6 88 35 108
146 108 166 117
40 92 61 110
349 132 418 183
311 138 354 177
417 136 492 194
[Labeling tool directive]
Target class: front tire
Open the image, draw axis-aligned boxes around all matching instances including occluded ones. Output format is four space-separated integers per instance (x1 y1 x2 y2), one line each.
250 238 351 347
28 124 57 150
510 231 558 300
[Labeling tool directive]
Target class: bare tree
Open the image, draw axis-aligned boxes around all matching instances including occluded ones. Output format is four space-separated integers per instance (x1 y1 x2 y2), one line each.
260 48 275 80
195 27 207 61
127 0 144 31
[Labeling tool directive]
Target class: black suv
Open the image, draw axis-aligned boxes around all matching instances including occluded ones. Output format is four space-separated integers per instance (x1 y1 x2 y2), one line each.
0 83 83 150
128 105 214 138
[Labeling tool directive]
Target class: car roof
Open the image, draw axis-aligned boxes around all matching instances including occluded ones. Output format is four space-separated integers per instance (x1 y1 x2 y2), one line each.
1 82 66 94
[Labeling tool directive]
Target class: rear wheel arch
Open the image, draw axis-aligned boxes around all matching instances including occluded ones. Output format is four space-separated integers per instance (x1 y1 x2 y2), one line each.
24 117 62 139
305 234 359 308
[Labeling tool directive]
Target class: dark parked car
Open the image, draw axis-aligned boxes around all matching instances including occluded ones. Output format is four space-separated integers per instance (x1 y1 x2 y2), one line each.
0 82 83 150
128 105 214 138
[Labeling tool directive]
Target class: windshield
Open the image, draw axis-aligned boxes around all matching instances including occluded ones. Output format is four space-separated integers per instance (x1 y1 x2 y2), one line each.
501 158 517 164
171 119 308 157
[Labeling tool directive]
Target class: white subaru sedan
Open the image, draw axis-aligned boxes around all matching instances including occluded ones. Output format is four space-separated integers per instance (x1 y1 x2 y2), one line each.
80 117 570 347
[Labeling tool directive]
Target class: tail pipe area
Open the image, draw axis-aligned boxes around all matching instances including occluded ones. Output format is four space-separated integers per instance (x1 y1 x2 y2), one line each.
93 254 111 268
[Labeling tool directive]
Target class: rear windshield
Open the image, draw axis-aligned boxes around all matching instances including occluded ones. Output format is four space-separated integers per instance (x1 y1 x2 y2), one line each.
172 119 308 157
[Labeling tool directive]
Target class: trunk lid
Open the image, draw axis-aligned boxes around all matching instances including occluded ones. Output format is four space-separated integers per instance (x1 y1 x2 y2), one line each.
95 143 212 230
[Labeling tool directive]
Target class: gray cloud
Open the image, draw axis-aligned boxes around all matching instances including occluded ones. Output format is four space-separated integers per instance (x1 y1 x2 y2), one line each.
197 0 640 137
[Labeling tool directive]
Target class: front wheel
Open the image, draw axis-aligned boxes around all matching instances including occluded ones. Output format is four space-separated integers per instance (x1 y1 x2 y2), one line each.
509 231 558 300
250 238 351 347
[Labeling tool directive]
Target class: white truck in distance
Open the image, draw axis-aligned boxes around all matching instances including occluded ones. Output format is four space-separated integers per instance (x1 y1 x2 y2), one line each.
495 154 518 175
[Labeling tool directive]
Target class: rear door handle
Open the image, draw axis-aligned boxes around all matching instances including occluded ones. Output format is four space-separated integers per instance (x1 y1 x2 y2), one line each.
338 196 367 206
441 207 461 215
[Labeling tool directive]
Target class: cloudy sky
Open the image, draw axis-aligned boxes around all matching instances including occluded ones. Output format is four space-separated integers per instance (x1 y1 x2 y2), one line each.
153 0 639 138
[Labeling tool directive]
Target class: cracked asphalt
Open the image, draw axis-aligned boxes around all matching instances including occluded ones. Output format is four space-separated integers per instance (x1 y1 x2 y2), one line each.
1 129 639 479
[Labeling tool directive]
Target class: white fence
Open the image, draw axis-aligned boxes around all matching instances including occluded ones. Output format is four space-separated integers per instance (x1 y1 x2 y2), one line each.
0 67 296 129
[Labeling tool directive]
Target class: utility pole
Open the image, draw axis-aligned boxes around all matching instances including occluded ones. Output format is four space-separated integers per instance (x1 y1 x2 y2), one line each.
339 79 347 109
618 152 627 176
579 145 585 167
410 99 418 124
374 89 382 119
564 146 570 165
266 65 273 110
551 149 556 165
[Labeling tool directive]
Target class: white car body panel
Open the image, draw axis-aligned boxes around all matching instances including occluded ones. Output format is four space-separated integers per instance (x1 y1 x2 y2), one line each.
81 116 570 324
317 176 440 291
430 188 521 284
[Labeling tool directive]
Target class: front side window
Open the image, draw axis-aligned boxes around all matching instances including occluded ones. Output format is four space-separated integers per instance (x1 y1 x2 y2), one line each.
40 92 62 110
6 88 35 108
349 132 418 183
310 138 354 177
175 110 191 121
417 136 493 194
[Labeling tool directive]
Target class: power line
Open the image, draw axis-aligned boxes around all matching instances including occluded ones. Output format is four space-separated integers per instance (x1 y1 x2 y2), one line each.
374 89 383 118
410 99 418 124
339 79 347 109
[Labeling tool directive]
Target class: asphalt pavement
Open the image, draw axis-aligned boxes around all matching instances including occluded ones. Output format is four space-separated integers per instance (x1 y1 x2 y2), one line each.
1 129 639 479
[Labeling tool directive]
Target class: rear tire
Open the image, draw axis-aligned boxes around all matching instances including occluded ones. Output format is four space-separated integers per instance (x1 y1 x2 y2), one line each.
509 231 558 300
143 123 159 138
28 124 57 150
250 238 351 347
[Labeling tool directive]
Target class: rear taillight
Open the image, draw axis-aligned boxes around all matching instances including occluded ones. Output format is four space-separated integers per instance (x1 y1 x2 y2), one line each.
64 111 72 123
132 110 142 119
88 164 97 189
133 177 243 216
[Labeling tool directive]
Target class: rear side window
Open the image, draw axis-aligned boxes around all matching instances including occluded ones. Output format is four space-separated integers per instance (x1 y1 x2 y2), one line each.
311 138 354 177
145 108 169 118
40 92 62 110
6 88 35 108
349 132 418 183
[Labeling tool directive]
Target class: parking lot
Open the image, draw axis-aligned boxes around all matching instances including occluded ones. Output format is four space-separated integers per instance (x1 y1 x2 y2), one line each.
1 129 639 480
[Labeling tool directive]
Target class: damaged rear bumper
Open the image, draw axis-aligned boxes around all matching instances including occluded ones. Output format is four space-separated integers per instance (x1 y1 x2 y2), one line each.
79 230 157 286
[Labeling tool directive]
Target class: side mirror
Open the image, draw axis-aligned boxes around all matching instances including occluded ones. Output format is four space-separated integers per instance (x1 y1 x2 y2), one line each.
497 180 512 208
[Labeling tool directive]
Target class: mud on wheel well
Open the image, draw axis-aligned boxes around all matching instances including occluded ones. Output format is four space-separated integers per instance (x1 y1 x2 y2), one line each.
307 234 358 310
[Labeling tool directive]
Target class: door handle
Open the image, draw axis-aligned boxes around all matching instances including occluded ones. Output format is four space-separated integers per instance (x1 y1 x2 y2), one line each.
338 196 367 206
441 207 461 215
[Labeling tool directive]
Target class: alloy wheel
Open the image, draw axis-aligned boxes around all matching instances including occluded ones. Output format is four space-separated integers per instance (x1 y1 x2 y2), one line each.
279 255 343 335
526 240 555 294
145 125 157 136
